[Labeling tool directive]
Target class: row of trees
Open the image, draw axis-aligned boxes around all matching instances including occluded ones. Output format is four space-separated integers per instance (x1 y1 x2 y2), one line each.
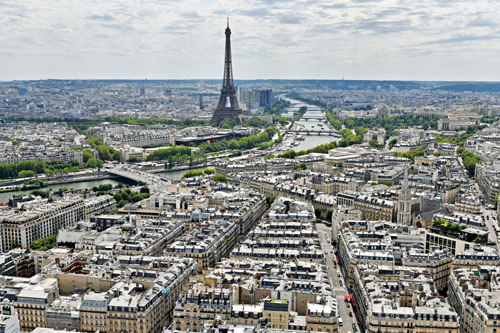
199 127 278 153
146 146 191 162
87 137 121 161
265 100 291 115
31 234 57 251
325 107 439 137
104 116 207 128
394 146 425 161
182 168 215 178
276 141 338 159
458 147 481 176
0 160 81 180
113 188 151 208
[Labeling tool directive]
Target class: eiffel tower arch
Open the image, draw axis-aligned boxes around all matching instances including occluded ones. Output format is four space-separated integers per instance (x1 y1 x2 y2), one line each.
210 20 243 126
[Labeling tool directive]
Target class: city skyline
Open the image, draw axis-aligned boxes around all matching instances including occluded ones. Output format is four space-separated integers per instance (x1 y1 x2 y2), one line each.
1 0 500 81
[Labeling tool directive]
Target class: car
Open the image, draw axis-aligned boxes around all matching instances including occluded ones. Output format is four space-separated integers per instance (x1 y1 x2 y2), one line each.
352 323 358 332
339 280 343 286
338 317 343 326
337 272 341 277
349 311 353 317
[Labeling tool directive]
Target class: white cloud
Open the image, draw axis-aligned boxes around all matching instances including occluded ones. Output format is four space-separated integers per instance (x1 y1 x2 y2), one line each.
0 0 499 80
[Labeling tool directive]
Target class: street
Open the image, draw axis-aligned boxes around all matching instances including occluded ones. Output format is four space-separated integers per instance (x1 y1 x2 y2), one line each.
317 222 358 333
481 206 500 251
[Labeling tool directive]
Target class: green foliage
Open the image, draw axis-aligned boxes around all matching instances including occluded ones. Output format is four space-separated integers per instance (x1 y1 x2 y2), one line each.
85 157 98 169
325 107 342 130
433 218 467 232
325 109 439 138
369 139 383 149
30 189 50 198
338 128 363 147
395 147 425 161
104 116 207 128
247 117 270 128
219 118 236 129
473 236 484 243
436 125 487 146
11 240 20 249
435 135 466 146
147 146 191 161
86 136 121 162
140 186 150 194
22 178 47 190
182 170 204 178
277 141 338 159
446 184 461 191
113 188 151 208
388 139 398 149
199 127 278 154
294 164 306 171
204 168 215 175
265 100 291 115
458 148 481 176
333 162 343 171
11 140 20 146
127 157 141 163
266 195 276 207
82 149 93 163
212 174 227 182
92 184 113 193
294 106 308 118
272 116 290 126
31 234 57 251
18 170 35 178
377 180 393 186
0 160 80 180
481 116 498 124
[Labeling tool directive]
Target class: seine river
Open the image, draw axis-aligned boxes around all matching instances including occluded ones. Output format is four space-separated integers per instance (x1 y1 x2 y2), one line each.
0 168 204 202
280 96 339 152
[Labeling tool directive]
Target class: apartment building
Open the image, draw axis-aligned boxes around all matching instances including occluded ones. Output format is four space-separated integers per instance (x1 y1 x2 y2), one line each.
1 196 85 251
447 266 500 333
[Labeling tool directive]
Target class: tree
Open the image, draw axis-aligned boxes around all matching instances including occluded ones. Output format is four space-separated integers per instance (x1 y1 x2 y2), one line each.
96 159 104 169
212 174 227 182
30 234 57 251
204 168 215 175
18 170 35 178
127 157 140 163
182 170 204 178
314 207 322 219
85 157 97 169
112 150 122 161
83 149 93 163
266 195 276 207
12 140 20 146
388 139 398 149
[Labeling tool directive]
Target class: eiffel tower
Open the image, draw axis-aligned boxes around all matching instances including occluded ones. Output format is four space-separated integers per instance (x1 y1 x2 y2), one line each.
210 19 243 126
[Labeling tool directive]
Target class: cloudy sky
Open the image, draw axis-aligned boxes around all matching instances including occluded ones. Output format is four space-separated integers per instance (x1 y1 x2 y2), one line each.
1 0 499 81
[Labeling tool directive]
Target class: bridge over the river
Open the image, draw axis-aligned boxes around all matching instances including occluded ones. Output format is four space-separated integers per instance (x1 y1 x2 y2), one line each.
107 165 171 192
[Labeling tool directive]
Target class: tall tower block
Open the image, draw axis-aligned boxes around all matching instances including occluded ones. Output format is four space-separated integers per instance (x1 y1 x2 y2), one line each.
397 164 412 225
210 19 243 126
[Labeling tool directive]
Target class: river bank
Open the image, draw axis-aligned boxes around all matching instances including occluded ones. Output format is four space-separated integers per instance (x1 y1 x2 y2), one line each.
0 164 212 202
